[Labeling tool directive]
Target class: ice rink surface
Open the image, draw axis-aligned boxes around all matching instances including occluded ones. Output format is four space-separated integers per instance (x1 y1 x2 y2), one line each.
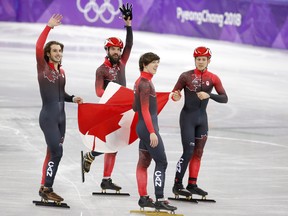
0 22 288 216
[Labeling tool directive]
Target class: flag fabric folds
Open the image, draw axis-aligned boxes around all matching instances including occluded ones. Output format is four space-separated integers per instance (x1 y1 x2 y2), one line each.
78 82 170 153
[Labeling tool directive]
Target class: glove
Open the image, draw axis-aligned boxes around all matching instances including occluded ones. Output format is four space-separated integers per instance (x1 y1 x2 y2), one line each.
119 3 133 20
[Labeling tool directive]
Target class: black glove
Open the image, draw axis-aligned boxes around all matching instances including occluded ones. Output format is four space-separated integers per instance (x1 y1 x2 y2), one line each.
119 3 133 20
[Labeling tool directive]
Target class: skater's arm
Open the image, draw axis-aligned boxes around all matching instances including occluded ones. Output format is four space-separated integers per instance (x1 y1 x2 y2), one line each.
95 67 105 97
209 74 228 103
139 82 158 147
171 73 186 101
36 14 63 72
120 11 133 65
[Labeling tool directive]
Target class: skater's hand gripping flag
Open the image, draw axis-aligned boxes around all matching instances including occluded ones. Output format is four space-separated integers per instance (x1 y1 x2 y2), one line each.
78 83 170 153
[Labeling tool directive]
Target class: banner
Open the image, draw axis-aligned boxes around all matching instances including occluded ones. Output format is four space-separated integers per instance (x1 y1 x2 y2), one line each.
0 0 287 49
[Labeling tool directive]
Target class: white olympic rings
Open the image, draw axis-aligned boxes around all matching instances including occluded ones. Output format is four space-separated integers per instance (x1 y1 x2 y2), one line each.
77 0 123 24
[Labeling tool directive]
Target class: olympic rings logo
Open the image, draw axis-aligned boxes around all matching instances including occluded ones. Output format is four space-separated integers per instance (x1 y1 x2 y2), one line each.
76 0 123 24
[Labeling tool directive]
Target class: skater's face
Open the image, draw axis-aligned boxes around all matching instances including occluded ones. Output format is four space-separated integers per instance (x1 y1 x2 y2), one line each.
47 44 63 64
195 56 210 71
143 60 160 75
107 46 121 64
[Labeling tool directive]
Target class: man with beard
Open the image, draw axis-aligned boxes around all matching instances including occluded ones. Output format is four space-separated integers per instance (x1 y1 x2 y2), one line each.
82 4 133 192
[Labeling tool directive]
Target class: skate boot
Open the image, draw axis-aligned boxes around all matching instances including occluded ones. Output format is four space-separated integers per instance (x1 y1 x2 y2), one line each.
38 185 44 197
83 152 95 173
100 178 122 192
173 183 192 199
186 184 208 197
138 196 155 209
40 187 64 203
155 199 177 212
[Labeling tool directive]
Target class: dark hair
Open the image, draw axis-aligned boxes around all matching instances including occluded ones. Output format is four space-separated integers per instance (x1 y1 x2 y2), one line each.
43 41 64 62
139 52 160 71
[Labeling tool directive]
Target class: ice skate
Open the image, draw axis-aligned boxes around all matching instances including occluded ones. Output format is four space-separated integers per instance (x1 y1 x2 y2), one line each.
173 183 192 199
92 178 129 196
82 151 95 173
38 185 44 196
155 199 177 213
138 196 155 209
40 187 64 203
186 184 208 197
100 178 122 192
34 187 69 208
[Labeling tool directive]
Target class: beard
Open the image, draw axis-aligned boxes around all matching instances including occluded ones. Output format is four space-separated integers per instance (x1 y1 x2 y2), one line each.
108 53 121 65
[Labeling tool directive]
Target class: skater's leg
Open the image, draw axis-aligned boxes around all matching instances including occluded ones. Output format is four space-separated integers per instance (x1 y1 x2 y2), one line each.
41 147 50 185
103 152 117 178
40 118 63 188
100 152 122 190
146 134 167 200
136 138 155 208
136 148 152 196
90 137 104 157
39 111 65 201
44 136 63 188
187 135 208 196
188 135 207 183
174 110 196 184
39 148 50 196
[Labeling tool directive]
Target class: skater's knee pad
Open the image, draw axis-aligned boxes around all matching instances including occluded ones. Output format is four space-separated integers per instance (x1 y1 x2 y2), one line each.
138 150 152 168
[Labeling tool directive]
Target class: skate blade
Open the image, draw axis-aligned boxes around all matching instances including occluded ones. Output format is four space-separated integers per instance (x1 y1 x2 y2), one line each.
92 191 130 196
173 193 192 200
168 197 198 203
33 200 70 208
130 210 183 216
193 197 216 203
81 151 85 183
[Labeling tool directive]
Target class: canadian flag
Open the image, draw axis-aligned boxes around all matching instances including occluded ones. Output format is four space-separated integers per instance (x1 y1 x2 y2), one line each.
78 82 170 153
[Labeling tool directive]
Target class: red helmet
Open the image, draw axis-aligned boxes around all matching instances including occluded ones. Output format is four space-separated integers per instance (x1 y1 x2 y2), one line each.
104 37 123 49
193 46 212 58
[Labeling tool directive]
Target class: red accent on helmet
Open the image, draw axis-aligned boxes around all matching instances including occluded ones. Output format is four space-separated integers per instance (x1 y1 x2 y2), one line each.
193 46 212 58
104 37 123 49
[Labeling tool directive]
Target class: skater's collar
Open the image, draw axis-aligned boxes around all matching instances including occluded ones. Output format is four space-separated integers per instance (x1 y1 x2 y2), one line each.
195 68 208 74
103 57 120 68
140 71 153 80
48 62 61 71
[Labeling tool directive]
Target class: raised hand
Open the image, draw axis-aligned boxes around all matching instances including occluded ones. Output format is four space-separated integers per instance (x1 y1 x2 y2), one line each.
47 14 63 28
119 3 133 21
